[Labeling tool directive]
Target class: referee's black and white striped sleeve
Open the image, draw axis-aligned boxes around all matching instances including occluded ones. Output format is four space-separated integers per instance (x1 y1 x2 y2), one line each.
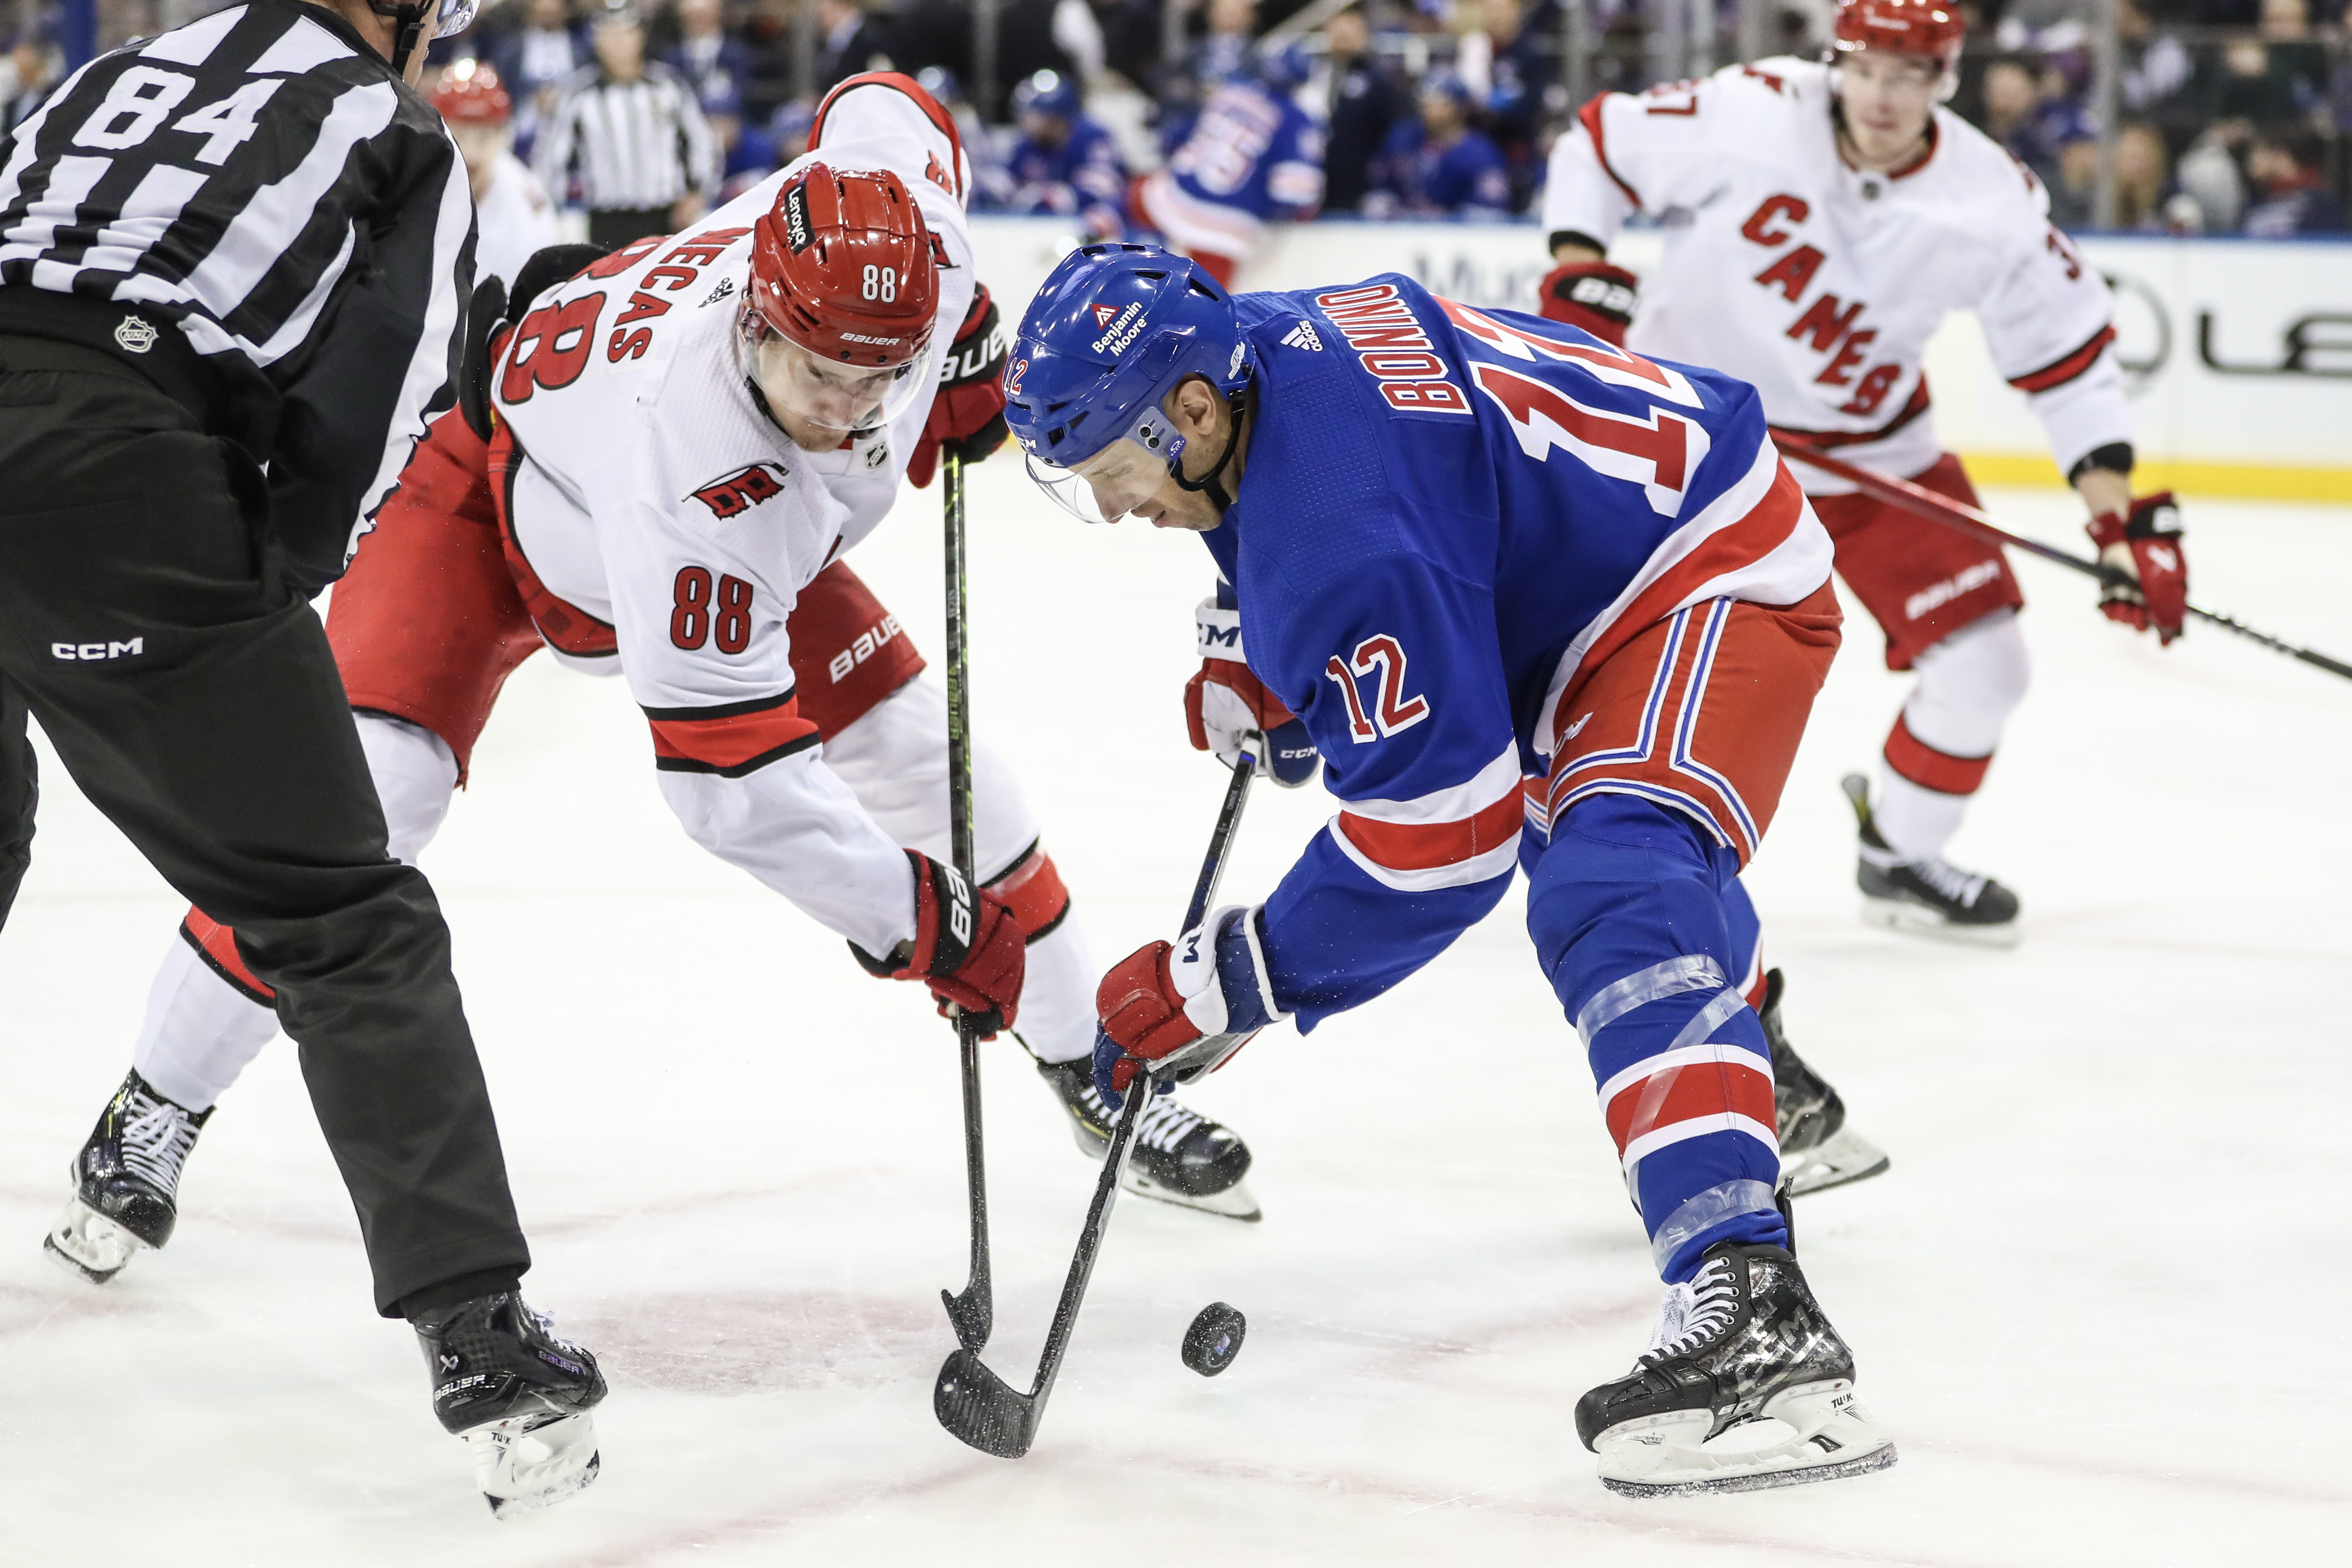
0 0 474 588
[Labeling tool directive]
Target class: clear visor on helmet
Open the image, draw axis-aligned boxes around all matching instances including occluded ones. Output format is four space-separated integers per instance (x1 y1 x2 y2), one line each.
435 0 480 38
743 316 930 440
1024 403 1188 523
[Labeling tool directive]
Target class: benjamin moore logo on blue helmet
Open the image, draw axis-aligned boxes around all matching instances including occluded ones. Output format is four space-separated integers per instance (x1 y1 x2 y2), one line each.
1090 300 1147 355
1003 243 1253 468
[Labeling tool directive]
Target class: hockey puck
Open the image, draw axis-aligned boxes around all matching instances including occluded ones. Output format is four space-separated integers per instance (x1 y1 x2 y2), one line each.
1181 1302 1245 1377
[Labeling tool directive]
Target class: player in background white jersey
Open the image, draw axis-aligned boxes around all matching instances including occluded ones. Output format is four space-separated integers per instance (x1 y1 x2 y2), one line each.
44 74 1259 1296
1538 0 2189 944
432 60 561 296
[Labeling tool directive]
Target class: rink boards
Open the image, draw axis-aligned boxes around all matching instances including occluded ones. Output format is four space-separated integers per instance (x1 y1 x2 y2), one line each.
969 217 2352 502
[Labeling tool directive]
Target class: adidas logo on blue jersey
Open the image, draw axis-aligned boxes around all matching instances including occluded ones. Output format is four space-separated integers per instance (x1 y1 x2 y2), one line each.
1281 320 1323 352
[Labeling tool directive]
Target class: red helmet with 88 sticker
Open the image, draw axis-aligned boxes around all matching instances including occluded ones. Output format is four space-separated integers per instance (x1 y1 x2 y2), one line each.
747 163 942 370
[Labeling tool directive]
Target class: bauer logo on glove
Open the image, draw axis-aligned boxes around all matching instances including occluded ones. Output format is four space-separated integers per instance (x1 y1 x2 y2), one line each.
850 850 1025 1036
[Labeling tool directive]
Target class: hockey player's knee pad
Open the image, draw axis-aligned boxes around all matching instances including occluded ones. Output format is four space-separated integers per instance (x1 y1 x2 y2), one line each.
1524 792 1742 1022
1911 607 2031 749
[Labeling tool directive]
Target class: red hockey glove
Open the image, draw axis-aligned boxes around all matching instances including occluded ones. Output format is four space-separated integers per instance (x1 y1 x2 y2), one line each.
907 284 1011 489
850 850 1026 1037
2085 492 2187 645
1186 596 1320 787
1536 260 1640 348
1092 907 1284 1108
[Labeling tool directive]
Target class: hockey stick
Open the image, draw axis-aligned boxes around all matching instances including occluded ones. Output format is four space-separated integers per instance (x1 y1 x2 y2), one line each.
933 743 1261 1459
939 450 993 1355
1777 442 2352 683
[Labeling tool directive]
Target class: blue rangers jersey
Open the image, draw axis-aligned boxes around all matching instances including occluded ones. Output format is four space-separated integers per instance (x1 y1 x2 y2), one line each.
1136 79 1324 257
1205 276 1829 1028
992 114 1128 235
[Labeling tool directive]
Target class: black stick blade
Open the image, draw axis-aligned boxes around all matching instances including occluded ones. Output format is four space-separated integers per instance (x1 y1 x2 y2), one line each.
942 1284 991 1354
934 1348 1037 1458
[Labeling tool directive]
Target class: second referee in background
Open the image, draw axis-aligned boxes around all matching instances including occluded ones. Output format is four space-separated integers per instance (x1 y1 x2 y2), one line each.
535 0 718 246
0 0 608 1515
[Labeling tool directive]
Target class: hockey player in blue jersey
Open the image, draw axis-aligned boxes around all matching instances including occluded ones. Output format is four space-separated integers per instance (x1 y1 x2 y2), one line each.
1003 245 1898 1497
989 69 1129 243
1131 51 1324 288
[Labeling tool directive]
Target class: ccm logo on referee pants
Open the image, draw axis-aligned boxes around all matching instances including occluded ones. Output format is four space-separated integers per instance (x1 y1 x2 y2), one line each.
52 639 143 660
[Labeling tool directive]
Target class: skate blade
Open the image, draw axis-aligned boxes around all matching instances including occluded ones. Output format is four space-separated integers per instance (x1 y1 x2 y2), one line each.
465 1411 602 1519
1121 1166 1263 1223
1781 1127 1891 1198
1860 895 2022 949
43 1197 148 1284
1595 1380 1896 1498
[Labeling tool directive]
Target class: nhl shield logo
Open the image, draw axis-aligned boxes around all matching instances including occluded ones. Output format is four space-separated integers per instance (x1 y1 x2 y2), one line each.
113 315 158 354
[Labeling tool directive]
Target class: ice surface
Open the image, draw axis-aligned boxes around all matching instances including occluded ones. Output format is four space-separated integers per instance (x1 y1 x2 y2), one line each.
2 472 2347 1566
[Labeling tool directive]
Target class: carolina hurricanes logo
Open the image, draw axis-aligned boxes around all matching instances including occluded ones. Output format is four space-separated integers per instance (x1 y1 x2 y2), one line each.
1091 304 1119 329
692 463 788 518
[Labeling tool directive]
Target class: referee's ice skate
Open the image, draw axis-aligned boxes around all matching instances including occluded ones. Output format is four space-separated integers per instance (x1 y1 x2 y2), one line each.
1576 1241 1896 1497
44 1070 210 1284
411 1293 608 1518
1035 1057 1259 1221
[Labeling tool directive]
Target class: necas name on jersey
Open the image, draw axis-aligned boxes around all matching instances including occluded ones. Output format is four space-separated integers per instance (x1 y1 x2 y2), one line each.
1312 283 1470 415
506 226 754 381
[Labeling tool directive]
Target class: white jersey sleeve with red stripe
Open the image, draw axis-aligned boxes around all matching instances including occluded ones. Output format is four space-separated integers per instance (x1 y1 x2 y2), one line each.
1542 58 2129 490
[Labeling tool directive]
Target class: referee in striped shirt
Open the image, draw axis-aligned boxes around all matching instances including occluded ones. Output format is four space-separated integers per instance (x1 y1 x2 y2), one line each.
0 0 605 1483
535 0 718 246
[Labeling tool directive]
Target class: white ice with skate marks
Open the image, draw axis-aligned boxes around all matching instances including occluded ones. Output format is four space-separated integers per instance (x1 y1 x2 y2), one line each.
0 467 2347 1565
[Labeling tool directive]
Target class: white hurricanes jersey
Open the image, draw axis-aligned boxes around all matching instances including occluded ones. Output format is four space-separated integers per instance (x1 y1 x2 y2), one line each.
474 151 561 298
1543 58 2129 493
489 76 975 955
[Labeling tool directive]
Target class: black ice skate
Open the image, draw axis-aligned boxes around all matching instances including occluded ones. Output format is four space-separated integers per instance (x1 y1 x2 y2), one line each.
1761 969 1889 1198
1035 1056 1260 1221
1576 1240 1896 1497
1842 773 2021 946
411 1292 608 1518
44 1069 212 1283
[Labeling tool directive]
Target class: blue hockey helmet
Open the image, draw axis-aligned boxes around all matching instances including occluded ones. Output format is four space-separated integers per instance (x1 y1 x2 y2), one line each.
1003 243 1254 522
1012 68 1082 122
1254 41 1314 95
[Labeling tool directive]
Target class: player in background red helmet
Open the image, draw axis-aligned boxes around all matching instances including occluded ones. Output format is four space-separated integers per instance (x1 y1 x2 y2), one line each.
429 59 559 294
45 74 1264 1307
1542 0 2185 960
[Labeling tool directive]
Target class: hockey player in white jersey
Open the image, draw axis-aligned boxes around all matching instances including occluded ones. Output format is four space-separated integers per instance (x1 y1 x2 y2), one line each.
45 73 1258 1292
1539 0 2190 943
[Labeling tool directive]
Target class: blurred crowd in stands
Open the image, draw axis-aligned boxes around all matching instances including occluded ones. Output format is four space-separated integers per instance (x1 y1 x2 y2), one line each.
7 0 2351 238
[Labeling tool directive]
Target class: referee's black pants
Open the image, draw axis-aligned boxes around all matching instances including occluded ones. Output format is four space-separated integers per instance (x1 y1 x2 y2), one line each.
0 338 530 1316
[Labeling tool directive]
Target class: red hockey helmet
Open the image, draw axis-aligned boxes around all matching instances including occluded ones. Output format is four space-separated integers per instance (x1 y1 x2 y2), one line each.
1833 0 1965 73
748 163 941 369
431 58 512 125
744 162 943 441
